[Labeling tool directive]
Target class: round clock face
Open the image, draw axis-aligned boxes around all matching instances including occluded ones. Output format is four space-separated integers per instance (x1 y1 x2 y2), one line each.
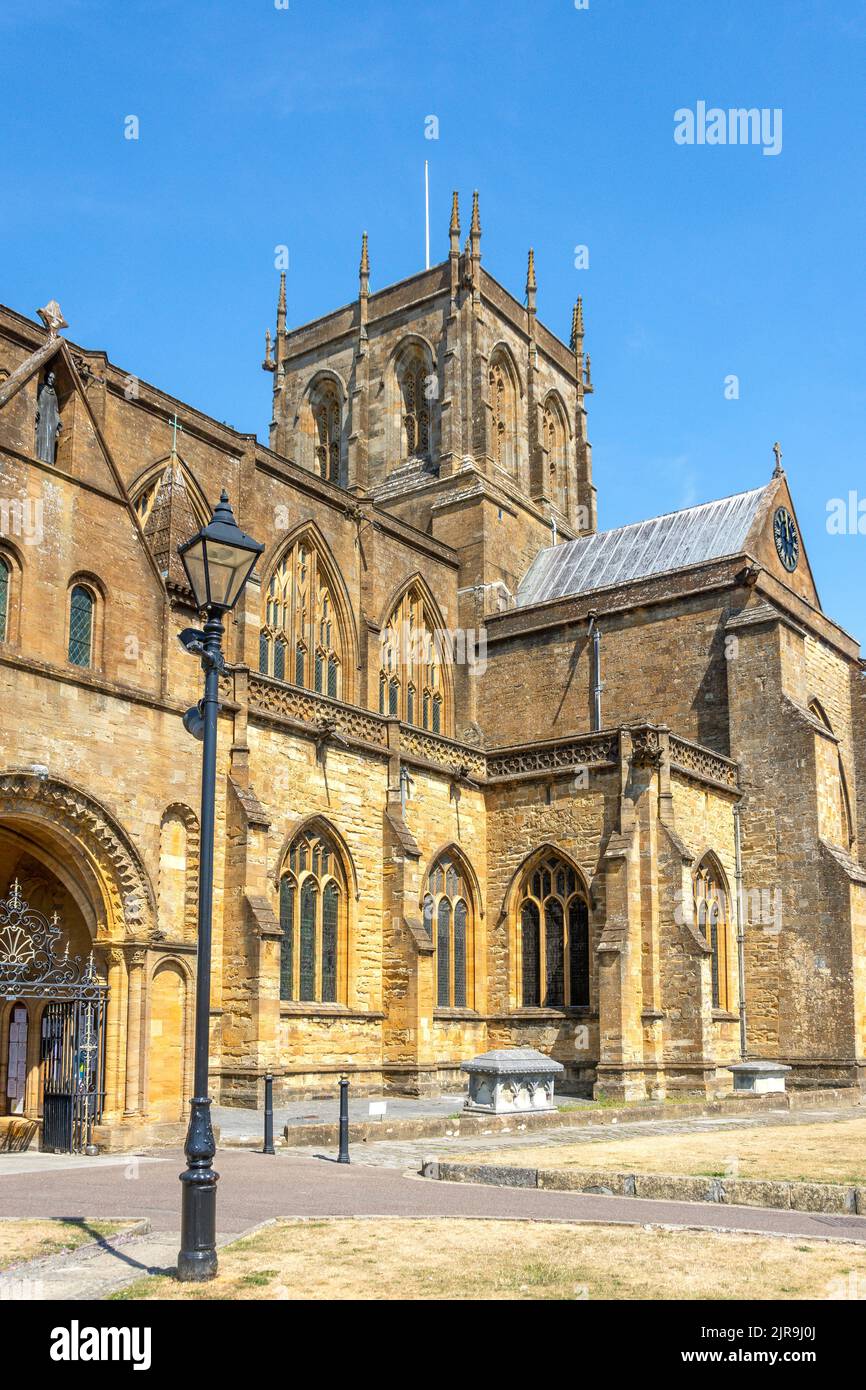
773 506 800 572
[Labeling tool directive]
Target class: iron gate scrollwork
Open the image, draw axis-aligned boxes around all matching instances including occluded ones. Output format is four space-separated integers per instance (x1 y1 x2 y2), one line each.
0 880 108 1153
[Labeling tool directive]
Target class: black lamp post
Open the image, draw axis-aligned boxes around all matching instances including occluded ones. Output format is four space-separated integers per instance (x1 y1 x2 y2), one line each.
175 490 264 1282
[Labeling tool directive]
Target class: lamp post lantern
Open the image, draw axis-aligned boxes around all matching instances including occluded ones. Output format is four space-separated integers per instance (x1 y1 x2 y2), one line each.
176 490 264 1282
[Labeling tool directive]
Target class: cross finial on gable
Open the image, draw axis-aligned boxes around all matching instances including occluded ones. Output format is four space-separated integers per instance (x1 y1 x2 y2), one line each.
168 413 183 457
772 440 783 477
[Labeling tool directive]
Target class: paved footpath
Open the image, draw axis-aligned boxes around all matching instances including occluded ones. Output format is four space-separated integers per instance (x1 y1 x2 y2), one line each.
2 1107 865 1299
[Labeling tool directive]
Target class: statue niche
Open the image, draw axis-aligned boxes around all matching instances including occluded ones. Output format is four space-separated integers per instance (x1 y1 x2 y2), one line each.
35 371 63 465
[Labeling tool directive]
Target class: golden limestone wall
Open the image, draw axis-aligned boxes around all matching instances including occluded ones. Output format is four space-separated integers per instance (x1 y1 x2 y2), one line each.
661 775 740 1091
216 694 489 1102
727 612 863 1084
479 582 738 754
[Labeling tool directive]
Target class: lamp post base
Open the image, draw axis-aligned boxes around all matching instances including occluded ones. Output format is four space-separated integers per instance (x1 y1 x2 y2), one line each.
177 1096 219 1283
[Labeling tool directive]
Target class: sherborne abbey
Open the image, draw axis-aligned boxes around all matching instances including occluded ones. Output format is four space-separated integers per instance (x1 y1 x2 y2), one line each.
1 195 864 1149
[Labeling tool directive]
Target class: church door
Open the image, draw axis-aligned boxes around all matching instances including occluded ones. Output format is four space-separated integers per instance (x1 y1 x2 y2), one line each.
5 1006 28 1115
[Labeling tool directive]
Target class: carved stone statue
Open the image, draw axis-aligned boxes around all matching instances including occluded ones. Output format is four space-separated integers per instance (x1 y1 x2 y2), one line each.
35 371 62 464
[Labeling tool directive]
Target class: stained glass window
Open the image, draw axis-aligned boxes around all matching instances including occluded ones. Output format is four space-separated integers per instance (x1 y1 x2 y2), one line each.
279 877 294 1000
299 879 317 1002
378 586 448 734
278 826 346 1004
322 882 338 1003
426 853 474 1009
260 539 343 698
436 900 451 1009
519 854 590 1008
68 585 94 667
521 901 540 1008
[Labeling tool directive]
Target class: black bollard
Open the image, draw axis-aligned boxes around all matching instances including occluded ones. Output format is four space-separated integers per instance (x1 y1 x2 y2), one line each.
263 1072 275 1155
337 1074 350 1164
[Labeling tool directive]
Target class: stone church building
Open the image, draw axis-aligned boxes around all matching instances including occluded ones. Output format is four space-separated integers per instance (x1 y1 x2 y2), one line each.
0 194 864 1148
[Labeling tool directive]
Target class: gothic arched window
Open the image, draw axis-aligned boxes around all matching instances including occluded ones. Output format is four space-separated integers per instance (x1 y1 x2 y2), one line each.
518 852 590 1008
488 350 518 476
310 381 342 485
68 584 95 668
377 584 448 733
278 824 348 1003
693 855 731 1012
543 394 569 515
425 852 474 1009
397 349 432 459
259 538 344 698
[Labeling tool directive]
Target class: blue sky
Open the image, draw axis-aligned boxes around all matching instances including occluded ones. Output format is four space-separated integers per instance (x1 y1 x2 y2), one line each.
2 0 864 637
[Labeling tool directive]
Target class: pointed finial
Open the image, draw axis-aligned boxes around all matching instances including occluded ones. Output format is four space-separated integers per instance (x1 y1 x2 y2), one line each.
526 248 537 315
584 353 592 389
276 271 287 342
570 297 585 351
772 441 784 477
470 190 481 237
360 230 369 279
450 191 460 237
263 327 274 371
278 271 286 314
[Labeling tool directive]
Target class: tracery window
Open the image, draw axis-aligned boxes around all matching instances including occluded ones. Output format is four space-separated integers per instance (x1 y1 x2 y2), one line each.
68 584 94 668
488 350 517 475
311 381 342 485
377 584 447 733
398 351 431 459
278 825 348 1003
693 855 731 1012
518 853 590 1008
543 394 568 515
0 557 8 642
259 539 342 698
423 852 474 1009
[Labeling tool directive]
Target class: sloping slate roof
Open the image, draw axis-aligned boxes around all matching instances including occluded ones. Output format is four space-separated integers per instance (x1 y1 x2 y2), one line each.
518 485 770 606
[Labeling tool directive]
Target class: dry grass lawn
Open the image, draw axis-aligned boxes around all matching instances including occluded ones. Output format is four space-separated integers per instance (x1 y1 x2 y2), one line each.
112 1217 866 1301
461 1116 866 1185
0 1219 134 1271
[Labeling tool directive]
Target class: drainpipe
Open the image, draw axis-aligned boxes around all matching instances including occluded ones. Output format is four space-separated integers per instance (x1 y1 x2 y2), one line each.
587 610 602 731
733 802 747 1059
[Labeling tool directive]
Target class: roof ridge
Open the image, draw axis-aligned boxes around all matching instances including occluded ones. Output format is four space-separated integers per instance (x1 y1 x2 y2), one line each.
566 482 771 549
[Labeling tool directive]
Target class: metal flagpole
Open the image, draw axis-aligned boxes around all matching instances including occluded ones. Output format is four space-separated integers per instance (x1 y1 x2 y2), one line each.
425 161 430 270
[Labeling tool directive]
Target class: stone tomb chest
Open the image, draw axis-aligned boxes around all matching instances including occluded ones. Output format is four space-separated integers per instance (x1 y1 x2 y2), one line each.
727 1060 791 1095
461 1047 564 1114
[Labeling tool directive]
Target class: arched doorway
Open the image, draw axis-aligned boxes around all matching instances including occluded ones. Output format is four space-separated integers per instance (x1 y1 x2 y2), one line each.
0 865 107 1152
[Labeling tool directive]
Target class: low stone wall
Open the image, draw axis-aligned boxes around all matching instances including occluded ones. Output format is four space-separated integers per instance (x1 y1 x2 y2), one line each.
231 1085 862 1152
425 1160 865 1215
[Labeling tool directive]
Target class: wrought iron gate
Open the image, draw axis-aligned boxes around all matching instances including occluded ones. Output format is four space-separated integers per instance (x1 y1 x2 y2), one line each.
0 881 108 1153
